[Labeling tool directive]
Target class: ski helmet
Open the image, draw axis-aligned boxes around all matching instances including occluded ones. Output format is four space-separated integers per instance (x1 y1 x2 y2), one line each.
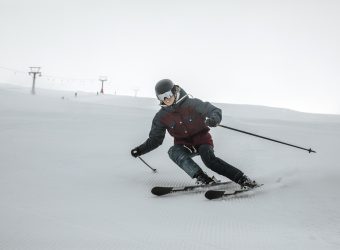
155 79 175 101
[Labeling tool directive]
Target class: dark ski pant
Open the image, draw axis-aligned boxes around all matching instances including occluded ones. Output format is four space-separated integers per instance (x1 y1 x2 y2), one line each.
168 144 244 183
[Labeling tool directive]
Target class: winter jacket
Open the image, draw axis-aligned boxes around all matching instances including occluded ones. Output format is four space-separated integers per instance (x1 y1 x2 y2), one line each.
138 86 222 155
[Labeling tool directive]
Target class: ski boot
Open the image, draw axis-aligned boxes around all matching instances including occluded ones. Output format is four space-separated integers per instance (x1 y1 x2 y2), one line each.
237 175 258 189
194 171 216 185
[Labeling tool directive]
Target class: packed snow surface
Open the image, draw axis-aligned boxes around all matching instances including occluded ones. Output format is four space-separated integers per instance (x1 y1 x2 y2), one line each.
0 84 339 250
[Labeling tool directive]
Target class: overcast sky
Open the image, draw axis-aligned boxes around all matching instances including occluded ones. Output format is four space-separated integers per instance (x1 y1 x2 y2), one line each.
0 0 339 114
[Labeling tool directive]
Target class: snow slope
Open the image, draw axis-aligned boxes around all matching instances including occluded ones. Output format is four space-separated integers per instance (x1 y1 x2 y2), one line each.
0 84 339 250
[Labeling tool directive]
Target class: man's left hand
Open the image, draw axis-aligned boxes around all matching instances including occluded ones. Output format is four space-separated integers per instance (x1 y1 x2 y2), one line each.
205 117 218 127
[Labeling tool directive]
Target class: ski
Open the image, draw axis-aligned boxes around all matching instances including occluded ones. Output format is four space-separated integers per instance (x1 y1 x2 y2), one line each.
151 181 233 196
205 184 264 200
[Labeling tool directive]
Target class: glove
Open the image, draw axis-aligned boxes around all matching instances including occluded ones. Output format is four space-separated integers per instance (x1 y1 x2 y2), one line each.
131 147 142 158
205 117 218 127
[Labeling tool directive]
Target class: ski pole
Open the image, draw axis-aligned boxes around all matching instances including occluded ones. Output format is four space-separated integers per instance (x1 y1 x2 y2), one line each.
138 156 157 173
218 124 316 153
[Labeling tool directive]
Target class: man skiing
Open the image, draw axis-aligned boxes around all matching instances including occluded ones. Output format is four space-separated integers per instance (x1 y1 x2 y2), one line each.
131 79 257 188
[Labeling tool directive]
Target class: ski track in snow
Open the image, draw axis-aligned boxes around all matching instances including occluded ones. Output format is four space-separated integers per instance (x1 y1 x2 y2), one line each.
0 84 340 250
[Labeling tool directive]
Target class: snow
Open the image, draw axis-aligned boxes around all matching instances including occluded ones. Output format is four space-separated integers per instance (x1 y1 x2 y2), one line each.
0 83 339 250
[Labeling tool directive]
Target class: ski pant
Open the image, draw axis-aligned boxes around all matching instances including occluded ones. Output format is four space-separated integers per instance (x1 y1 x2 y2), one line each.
168 144 244 183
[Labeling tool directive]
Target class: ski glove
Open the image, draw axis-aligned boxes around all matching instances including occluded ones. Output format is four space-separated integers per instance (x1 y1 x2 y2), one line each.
205 117 218 127
131 147 142 158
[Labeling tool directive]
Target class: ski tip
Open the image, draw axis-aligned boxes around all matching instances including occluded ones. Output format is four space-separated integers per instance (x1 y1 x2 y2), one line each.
205 190 225 200
151 187 173 196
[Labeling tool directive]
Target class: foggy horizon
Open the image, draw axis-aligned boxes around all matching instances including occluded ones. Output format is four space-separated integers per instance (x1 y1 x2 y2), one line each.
1 0 339 114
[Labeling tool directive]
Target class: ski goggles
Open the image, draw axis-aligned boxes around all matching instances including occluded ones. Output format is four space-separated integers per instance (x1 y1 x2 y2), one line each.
157 90 174 101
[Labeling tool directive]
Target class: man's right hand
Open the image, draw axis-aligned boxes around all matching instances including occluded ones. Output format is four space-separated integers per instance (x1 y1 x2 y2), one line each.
131 147 142 158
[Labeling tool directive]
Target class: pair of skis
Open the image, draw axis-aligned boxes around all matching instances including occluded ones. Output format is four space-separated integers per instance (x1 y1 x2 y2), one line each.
151 181 263 200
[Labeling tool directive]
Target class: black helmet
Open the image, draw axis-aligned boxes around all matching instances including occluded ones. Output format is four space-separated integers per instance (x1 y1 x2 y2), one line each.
155 79 175 101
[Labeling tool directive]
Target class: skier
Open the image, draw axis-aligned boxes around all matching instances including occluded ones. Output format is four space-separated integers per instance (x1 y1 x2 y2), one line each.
131 79 257 188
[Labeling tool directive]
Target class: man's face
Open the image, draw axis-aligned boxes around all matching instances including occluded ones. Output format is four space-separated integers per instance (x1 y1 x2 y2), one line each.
163 95 175 106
